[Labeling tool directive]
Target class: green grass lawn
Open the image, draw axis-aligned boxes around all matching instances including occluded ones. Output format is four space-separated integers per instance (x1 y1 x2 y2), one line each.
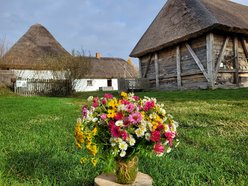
0 88 248 185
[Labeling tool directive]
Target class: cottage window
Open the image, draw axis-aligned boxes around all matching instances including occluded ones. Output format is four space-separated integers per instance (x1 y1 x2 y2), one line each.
87 80 93 86
107 79 112 87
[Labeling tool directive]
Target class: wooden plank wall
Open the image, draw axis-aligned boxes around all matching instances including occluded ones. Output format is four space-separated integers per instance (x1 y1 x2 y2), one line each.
214 34 248 87
140 33 248 90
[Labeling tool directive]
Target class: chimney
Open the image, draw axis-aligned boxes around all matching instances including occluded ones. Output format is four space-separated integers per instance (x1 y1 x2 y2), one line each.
96 52 101 59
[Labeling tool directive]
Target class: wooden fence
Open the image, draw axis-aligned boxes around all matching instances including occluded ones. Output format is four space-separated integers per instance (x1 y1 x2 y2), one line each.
118 78 150 93
14 79 70 96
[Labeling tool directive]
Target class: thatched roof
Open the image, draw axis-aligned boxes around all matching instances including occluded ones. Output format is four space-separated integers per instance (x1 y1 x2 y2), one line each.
130 0 248 57
1 24 70 69
84 57 138 79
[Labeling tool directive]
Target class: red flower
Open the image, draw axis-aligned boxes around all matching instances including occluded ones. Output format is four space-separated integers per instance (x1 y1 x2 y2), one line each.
101 99 107 105
157 122 164 131
165 132 176 146
121 99 130 105
132 95 139 101
104 93 113 99
143 101 155 111
92 97 99 108
150 130 161 142
154 143 164 155
121 130 128 141
114 112 123 120
108 120 115 128
110 125 122 138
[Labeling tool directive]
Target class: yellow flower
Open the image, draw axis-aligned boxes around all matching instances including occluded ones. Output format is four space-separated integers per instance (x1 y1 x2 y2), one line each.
92 127 97 136
108 98 118 108
86 144 98 156
152 121 159 131
80 157 87 164
74 122 85 147
121 92 128 99
91 158 97 166
107 109 116 118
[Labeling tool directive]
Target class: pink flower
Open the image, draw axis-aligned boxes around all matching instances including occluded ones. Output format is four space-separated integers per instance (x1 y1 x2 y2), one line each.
82 106 88 118
128 112 142 124
150 130 161 142
104 93 113 99
154 143 164 155
100 114 107 120
110 125 122 138
126 103 135 113
114 112 123 120
157 122 164 131
121 100 130 105
132 95 139 101
108 120 115 128
101 99 107 105
165 132 176 146
123 117 131 127
93 97 99 108
143 101 155 111
121 130 128 141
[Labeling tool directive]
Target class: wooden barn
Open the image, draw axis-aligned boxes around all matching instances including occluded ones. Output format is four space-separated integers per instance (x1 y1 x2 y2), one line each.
130 0 248 90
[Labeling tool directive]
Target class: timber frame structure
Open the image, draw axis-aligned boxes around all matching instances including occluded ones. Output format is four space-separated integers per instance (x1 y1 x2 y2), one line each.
130 0 248 90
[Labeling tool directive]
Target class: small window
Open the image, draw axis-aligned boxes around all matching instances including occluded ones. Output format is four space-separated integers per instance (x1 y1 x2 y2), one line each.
107 79 112 87
87 80 93 86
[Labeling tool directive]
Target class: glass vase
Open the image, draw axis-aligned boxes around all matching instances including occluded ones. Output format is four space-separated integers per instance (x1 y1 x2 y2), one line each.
115 155 139 184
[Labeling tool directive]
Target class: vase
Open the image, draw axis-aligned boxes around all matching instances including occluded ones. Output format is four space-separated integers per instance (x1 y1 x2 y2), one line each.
115 155 139 184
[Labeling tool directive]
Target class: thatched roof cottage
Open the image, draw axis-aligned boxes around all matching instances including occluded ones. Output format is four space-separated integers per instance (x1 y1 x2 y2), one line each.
0 24 137 92
130 0 248 90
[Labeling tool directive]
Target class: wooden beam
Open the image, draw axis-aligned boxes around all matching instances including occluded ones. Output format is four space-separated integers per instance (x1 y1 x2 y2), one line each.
241 38 248 60
154 53 159 88
234 37 239 86
176 46 182 89
139 58 142 78
185 43 210 82
206 33 214 88
214 37 229 81
142 55 152 78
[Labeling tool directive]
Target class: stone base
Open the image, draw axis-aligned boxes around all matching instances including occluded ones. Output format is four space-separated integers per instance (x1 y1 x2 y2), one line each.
94 172 153 186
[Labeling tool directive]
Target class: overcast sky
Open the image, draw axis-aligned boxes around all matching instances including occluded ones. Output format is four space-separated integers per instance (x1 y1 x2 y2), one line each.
1 0 248 65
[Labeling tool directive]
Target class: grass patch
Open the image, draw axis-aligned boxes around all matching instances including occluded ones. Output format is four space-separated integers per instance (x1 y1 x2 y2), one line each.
0 88 248 185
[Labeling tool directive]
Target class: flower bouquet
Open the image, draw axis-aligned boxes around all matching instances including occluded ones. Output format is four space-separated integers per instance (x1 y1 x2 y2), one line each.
75 92 179 184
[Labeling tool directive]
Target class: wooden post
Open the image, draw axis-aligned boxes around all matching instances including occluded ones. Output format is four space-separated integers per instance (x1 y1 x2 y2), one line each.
241 38 248 60
139 58 142 78
206 33 214 88
234 37 239 86
176 46 182 89
154 53 159 88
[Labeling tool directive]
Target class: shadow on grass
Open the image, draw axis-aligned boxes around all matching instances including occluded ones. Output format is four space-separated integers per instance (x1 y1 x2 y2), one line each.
4 151 94 185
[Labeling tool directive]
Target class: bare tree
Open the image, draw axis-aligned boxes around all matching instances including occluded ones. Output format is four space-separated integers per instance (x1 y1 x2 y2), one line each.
0 37 9 58
40 53 92 95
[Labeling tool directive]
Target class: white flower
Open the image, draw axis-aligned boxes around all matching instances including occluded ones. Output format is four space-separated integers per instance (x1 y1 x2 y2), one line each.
145 133 151 141
151 98 157 103
87 96 93 102
110 138 116 146
115 120 124 127
129 138 136 146
166 147 172 153
120 151 126 157
92 118 98 122
135 128 145 137
117 104 126 112
119 141 128 151
160 108 166 115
